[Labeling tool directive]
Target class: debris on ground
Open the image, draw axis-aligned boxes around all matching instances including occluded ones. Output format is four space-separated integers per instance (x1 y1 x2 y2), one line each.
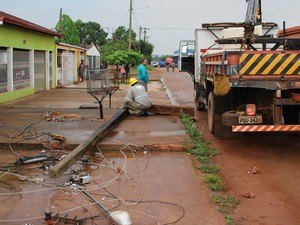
16 154 50 165
252 167 260 174
44 212 87 225
79 174 92 185
44 111 87 122
43 133 67 149
51 134 67 143
243 193 256 198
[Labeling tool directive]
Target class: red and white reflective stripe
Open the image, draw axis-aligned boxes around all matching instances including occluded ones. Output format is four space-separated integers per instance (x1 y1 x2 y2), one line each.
232 125 300 133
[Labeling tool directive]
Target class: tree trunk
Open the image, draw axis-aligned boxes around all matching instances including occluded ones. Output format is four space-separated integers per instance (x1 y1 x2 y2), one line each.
125 65 131 79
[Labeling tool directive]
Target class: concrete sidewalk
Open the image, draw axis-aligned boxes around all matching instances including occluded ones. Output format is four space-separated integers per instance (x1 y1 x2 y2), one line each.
160 69 194 107
0 79 188 150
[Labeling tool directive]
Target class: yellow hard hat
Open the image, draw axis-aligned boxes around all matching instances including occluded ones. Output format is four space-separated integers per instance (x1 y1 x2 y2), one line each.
129 78 138 86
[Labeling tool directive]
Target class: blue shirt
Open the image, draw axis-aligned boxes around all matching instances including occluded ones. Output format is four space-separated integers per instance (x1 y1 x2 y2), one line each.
138 64 149 83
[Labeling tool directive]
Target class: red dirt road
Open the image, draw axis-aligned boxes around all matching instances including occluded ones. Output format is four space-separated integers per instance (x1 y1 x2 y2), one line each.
161 69 300 225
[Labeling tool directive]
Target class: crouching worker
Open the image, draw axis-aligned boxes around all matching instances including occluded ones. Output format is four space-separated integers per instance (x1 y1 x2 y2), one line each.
124 78 152 117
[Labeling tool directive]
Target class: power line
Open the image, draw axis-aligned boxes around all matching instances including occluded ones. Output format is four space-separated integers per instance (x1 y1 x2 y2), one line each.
132 12 141 27
106 26 195 31
148 28 195 30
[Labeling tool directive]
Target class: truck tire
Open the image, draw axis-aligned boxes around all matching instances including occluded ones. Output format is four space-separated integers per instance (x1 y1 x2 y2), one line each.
196 101 206 111
222 111 240 126
208 92 215 133
208 92 235 136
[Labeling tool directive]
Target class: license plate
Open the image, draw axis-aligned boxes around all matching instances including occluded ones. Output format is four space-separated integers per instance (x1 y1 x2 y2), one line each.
239 115 263 124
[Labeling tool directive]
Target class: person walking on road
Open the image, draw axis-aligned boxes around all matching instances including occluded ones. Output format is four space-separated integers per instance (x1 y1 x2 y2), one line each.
78 59 86 82
171 62 176 72
119 66 126 83
138 58 149 91
124 78 152 117
165 57 173 72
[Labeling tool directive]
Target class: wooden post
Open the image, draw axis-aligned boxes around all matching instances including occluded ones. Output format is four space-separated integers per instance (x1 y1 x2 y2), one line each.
49 108 129 178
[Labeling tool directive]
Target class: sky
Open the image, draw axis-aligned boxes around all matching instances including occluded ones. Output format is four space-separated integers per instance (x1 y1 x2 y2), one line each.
1 0 300 55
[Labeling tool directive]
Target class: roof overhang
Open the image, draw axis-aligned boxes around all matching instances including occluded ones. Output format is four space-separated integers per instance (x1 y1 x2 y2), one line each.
57 42 87 51
0 11 62 37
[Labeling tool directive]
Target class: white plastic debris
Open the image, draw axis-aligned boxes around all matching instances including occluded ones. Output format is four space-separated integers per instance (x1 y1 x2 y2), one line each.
79 175 92 185
110 211 132 225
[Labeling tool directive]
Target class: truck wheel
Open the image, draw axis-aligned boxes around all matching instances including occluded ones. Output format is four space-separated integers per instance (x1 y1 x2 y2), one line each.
196 101 206 111
208 92 233 136
208 92 215 133
222 111 240 126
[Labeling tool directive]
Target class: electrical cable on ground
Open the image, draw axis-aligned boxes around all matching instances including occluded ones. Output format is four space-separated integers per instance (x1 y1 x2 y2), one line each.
0 125 185 224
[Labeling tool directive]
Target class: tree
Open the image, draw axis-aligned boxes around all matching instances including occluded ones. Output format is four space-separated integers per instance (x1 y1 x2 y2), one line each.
105 50 143 76
101 40 128 62
55 14 80 45
75 20 108 48
112 26 137 42
139 40 154 61
160 55 172 62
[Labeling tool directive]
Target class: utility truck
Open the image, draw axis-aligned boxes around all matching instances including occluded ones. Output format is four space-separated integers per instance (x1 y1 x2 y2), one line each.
179 0 300 136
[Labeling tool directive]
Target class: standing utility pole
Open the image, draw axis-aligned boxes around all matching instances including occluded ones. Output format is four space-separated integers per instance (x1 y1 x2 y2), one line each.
59 8 63 21
128 0 133 50
143 27 147 42
139 26 142 41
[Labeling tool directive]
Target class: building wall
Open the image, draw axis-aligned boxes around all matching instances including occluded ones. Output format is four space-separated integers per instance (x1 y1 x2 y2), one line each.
56 45 86 86
0 24 57 104
0 24 56 51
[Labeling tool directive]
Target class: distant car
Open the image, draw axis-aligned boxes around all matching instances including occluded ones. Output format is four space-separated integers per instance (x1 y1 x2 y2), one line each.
151 61 159 67
158 61 166 68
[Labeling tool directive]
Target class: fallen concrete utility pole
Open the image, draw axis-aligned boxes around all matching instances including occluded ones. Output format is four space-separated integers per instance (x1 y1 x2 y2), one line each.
49 108 129 178
149 104 194 117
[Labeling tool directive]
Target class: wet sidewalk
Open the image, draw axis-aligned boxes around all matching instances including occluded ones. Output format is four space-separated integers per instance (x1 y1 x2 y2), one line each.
0 80 172 149
0 70 225 225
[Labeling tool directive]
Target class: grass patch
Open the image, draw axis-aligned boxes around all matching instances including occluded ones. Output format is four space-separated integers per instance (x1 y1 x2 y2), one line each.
180 113 218 164
180 113 238 224
203 174 224 191
225 215 234 225
211 194 239 213
199 164 220 174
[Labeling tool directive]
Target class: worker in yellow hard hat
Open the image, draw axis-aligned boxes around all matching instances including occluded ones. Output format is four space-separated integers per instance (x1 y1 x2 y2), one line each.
124 77 152 117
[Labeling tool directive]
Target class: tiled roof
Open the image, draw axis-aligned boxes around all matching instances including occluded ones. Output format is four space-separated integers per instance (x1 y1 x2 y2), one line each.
0 11 62 37
278 26 300 37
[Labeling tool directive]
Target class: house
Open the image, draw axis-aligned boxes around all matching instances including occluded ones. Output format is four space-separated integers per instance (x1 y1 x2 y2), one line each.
56 42 86 86
86 44 100 69
0 11 61 103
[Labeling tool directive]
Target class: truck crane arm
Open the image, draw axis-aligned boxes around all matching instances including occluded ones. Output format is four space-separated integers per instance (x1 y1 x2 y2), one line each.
245 0 262 25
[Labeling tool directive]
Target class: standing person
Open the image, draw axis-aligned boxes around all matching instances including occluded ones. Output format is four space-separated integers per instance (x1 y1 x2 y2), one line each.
165 57 173 72
119 66 126 83
77 59 86 82
171 62 176 72
138 58 149 91
124 78 152 117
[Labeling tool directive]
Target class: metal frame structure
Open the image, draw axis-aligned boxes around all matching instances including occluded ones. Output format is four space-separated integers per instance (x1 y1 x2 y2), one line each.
86 68 119 119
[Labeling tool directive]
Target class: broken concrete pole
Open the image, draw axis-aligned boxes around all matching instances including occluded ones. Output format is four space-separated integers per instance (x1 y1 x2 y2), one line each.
149 104 194 117
49 108 129 178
